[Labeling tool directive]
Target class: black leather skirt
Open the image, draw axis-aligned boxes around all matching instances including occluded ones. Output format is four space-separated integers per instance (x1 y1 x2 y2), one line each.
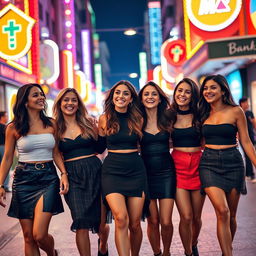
8 161 64 219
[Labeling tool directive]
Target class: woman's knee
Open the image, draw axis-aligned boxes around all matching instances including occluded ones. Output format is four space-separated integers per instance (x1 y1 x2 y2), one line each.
180 213 193 225
129 220 141 233
216 206 230 221
148 216 159 228
114 213 129 230
23 231 36 244
33 231 48 244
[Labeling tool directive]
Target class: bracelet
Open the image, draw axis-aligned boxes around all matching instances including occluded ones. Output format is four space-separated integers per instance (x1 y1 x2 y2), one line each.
61 172 68 176
0 184 5 189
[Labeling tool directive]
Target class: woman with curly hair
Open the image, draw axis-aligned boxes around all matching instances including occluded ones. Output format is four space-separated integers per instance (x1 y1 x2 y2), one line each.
171 78 205 256
53 88 109 256
198 74 256 256
98 80 148 256
139 81 175 256
0 83 68 256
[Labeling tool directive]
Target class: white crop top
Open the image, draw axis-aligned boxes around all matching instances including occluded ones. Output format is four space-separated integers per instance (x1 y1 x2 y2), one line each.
16 133 55 162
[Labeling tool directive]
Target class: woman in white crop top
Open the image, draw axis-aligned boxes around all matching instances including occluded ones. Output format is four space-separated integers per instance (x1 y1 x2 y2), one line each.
0 83 69 256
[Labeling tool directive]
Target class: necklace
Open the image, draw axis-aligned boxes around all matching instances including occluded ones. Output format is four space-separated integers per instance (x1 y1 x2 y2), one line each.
177 108 192 115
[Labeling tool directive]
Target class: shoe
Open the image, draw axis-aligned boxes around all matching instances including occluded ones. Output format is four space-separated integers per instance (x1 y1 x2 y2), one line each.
54 249 58 256
154 251 162 256
98 238 108 256
192 244 199 256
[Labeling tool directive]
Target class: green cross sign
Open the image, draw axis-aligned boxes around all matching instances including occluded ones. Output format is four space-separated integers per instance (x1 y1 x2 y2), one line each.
171 45 183 63
2 19 21 50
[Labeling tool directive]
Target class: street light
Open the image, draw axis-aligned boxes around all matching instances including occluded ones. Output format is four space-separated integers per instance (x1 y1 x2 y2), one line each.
95 26 144 36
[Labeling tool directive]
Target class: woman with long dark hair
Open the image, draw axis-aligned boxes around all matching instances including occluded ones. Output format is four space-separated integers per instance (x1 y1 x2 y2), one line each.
98 80 148 256
139 81 175 256
53 88 109 256
171 78 205 256
198 74 256 256
0 83 68 256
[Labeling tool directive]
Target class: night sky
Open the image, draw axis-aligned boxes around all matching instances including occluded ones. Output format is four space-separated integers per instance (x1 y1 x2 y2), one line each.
91 0 147 90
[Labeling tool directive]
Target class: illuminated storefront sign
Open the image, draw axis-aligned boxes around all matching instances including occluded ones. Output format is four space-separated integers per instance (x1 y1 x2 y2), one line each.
81 29 93 83
186 0 242 31
208 36 256 58
0 4 35 60
163 39 186 66
40 39 60 85
62 50 74 88
139 52 147 89
0 62 36 84
226 70 242 104
148 1 162 65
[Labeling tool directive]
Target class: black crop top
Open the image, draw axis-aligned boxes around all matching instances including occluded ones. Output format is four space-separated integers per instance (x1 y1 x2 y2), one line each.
140 131 170 155
202 124 237 145
106 111 139 150
59 135 106 160
171 126 201 147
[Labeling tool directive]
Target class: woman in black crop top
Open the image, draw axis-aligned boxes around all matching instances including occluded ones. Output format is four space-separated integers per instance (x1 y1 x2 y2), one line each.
170 78 205 256
98 80 148 256
53 88 109 256
198 74 256 256
139 81 175 256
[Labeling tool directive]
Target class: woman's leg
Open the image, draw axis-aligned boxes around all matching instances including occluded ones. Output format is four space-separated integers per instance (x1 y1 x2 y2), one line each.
75 229 91 256
106 193 130 256
205 187 232 256
175 188 193 255
159 198 174 256
98 201 110 254
32 196 56 256
127 195 145 256
19 219 40 256
226 189 240 241
190 190 205 247
147 200 161 255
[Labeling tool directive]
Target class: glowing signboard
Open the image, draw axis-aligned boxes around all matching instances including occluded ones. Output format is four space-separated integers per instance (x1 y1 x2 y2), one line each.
0 4 35 60
186 0 242 31
148 1 162 65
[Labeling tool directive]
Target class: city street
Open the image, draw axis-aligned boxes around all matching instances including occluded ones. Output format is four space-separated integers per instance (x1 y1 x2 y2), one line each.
0 180 255 256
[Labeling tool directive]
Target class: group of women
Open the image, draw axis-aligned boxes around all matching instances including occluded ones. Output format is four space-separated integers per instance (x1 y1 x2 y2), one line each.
0 74 256 256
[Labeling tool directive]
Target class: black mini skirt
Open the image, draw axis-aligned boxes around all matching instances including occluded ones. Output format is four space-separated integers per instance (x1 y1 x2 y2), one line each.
199 147 247 195
8 161 64 219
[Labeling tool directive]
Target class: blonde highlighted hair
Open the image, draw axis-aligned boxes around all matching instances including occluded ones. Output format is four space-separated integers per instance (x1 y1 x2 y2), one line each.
53 88 97 141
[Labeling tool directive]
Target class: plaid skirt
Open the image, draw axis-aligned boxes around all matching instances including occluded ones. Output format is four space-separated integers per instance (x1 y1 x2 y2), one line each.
64 156 102 233
8 161 64 219
199 147 247 195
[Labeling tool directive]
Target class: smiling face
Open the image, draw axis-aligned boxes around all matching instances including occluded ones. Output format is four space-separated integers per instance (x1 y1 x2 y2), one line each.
60 91 79 116
203 79 223 104
26 86 46 111
141 85 160 110
174 82 192 109
113 84 132 112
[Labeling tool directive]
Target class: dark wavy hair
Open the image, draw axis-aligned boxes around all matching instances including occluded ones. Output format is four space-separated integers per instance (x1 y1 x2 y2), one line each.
139 81 172 132
12 83 52 136
171 78 200 128
198 74 237 123
53 88 97 141
104 80 143 138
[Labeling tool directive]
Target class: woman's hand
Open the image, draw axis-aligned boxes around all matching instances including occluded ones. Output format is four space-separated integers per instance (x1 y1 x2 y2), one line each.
60 173 69 195
0 187 6 207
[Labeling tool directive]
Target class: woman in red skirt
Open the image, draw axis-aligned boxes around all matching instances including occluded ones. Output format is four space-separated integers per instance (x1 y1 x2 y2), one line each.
170 78 205 256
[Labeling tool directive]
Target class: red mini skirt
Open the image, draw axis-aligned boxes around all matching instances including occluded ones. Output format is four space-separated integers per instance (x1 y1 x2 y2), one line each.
171 149 202 190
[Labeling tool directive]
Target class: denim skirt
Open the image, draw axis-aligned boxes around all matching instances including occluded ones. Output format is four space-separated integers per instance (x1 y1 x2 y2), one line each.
199 147 247 195
8 161 64 219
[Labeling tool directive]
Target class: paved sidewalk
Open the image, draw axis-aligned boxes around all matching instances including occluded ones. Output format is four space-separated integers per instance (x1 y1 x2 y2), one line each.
1 181 256 255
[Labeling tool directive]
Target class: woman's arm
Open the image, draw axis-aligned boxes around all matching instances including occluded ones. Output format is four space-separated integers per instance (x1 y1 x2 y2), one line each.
0 124 16 207
236 107 256 166
98 114 107 136
51 120 69 195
